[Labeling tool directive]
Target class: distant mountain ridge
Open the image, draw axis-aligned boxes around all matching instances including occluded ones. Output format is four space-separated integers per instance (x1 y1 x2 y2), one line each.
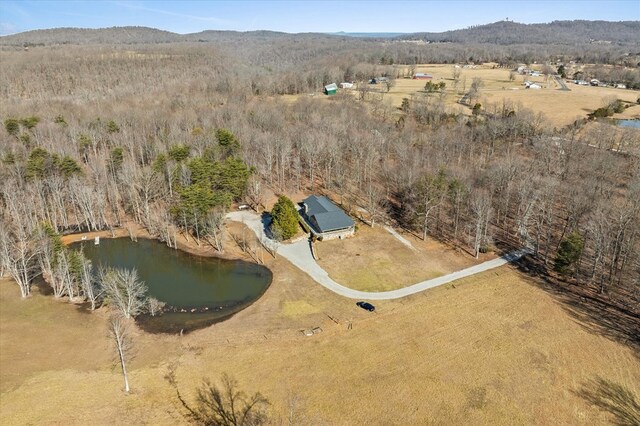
328 32 407 38
399 20 640 45
1 20 638 46
1 26 181 45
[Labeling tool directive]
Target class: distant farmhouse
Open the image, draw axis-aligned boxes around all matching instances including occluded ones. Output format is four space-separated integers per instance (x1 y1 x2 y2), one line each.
369 77 388 84
324 83 337 95
300 195 355 240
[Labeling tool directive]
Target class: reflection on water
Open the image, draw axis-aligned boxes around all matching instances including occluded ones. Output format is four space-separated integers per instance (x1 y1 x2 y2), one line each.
616 119 640 129
73 238 272 333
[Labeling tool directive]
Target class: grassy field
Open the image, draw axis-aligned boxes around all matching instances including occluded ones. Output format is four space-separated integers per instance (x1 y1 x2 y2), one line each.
1 242 639 424
276 63 639 128
377 64 640 128
316 224 489 292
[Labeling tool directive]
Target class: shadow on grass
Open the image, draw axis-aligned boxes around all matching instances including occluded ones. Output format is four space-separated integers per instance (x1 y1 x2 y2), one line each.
513 256 640 356
574 376 640 426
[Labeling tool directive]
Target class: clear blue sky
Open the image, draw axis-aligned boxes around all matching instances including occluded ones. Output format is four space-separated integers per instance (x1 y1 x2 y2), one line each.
0 1 638 35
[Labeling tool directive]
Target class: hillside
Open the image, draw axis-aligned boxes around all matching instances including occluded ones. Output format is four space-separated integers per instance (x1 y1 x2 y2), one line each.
0 26 182 46
2 20 639 47
399 20 640 46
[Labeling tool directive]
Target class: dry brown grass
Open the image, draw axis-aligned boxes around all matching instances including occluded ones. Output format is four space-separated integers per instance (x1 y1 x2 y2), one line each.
316 224 489 291
2 248 639 425
379 64 640 128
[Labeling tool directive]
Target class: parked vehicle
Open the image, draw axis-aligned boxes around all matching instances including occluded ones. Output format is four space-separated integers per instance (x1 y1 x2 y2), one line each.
356 301 375 312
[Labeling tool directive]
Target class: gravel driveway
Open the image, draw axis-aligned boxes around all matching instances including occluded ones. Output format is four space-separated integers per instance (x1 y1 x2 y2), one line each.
227 211 529 300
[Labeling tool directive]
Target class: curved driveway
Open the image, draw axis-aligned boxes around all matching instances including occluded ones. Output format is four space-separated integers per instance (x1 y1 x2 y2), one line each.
227 211 530 301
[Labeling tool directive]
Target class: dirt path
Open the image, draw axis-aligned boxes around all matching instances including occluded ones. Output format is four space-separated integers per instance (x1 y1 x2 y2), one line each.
227 211 530 300
384 225 416 251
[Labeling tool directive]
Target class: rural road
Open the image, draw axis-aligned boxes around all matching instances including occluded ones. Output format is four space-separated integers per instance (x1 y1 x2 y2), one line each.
227 211 530 301
554 75 570 91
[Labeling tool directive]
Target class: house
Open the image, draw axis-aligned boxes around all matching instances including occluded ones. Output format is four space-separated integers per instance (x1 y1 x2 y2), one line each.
339 82 354 89
300 195 355 240
324 83 338 95
529 71 542 77
590 79 600 86
524 81 541 89
369 77 388 84
413 73 433 80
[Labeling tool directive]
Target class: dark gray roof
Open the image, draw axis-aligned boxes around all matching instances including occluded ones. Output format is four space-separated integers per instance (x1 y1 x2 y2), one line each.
303 195 354 233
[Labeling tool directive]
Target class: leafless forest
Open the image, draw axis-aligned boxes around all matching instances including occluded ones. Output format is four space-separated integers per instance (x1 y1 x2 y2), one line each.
0 27 638 336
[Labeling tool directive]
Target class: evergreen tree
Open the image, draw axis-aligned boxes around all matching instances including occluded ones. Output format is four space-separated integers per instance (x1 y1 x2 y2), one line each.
554 231 584 276
109 147 124 173
26 147 53 179
58 156 83 178
20 116 40 130
168 144 190 162
270 196 299 241
4 118 20 136
216 128 240 158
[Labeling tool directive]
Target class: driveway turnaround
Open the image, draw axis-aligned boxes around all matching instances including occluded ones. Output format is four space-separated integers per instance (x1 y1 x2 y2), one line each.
227 211 530 301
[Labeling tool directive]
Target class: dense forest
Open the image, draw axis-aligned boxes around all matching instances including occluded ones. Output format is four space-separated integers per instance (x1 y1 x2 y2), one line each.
0 27 638 341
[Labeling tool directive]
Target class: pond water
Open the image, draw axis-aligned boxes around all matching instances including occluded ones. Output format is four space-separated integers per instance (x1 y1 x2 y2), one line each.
72 238 272 334
616 119 640 129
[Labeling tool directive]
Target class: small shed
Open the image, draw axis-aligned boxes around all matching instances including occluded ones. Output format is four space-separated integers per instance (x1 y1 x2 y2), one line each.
324 83 338 95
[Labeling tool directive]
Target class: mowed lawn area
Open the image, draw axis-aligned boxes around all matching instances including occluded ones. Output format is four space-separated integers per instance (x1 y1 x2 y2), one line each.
2 248 638 425
316 224 488 292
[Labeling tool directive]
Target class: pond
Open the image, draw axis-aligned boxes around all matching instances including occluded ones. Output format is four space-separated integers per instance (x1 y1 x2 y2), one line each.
615 119 640 129
72 238 272 334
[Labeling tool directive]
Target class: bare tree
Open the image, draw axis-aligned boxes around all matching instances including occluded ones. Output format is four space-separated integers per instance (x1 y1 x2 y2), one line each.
147 297 166 316
468 77 484 104
171 372 269 426
108 315 133 393
0 224 41 297
101 267 148 319
245 175 264 211
471 191 493 258
204 210 227 252
75 249 101 309
364 182 386 228
413 173 447 240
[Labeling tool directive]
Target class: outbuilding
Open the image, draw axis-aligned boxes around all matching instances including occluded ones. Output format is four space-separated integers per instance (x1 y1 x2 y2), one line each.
413 73 433 80
324 83 338 95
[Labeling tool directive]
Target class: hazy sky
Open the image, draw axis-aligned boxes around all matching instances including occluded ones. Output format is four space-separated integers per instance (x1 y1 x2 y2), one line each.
1 0 638 35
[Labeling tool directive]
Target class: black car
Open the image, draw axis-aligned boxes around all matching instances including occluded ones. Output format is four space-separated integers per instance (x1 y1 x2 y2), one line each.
356 301 375 312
